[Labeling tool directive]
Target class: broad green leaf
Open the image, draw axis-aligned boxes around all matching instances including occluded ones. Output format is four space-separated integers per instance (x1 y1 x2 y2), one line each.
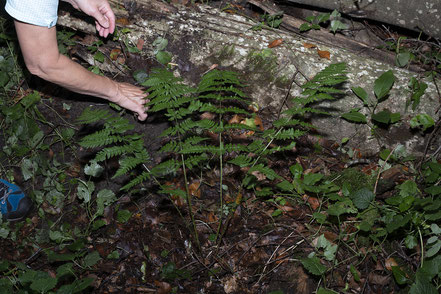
96 189 116 216
77 180 95 203
351 188 374 210
301 256 327 276
371 110 392 124
374 70 395 100
303 173 323 186
399 180 419 197
426 240 441 258
93 51 105 63
341 111 367 123
133 69 149 84
83 251 101 268
56 263 74 278
152 37 168 52
31 275 57 292
156 51 172 65
396 52 411 67
352 86 369 106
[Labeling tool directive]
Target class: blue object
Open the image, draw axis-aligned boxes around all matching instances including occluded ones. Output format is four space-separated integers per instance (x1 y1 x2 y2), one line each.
0 179 32 221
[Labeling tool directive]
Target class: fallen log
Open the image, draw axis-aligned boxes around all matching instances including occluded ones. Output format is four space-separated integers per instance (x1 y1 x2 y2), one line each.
58 0 441 156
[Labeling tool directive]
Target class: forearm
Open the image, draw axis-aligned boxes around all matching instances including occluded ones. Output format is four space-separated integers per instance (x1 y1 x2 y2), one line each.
35 53 118 102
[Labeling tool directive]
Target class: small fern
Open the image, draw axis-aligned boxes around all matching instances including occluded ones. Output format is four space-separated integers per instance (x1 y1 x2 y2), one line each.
77 107 150 186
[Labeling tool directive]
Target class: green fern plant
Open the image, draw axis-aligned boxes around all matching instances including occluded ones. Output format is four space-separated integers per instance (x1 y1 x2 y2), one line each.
76 63 348 250
77 107 150 189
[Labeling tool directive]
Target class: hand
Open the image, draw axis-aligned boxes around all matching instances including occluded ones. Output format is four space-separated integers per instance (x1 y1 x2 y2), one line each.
111 82 149 121
64 0 115 37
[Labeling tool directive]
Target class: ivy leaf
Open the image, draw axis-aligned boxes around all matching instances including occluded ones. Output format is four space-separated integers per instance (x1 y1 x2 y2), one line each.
351 188 374 210
374 70 395 100
301 256 327 276
341 111 367 123
84 161 104 177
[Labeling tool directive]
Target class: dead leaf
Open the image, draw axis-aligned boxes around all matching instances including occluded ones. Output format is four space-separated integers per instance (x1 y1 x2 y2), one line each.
189 180 201 198
317 49 331 60
251 170 266 181
268 39 283 48
116 18 130 26
303 42 317 49
228 114 243 124
154 280 172 294
323 231 338 242
110 48 121 61
136 39 145 51
200 112 216 120
385 257 399 271
368 273 390 285
223 276 238 294
302 194 320 210
254 115 264 131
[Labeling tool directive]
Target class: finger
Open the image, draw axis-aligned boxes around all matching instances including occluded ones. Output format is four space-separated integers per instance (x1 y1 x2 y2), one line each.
99 5 115 34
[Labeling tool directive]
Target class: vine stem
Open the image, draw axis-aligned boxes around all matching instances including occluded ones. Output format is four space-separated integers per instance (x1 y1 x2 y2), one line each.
215 121 224 246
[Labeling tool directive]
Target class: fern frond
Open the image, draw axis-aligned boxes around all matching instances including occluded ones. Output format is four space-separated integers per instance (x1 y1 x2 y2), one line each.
150 159 180 177
198 92 249 104
303 63 347 87
162 119 218 136
106 116 134 133
95 144 137 162
180 144 221 154
79 132 124 148
121 171 150 191
263 128 305 140
183 154 209 169
76 107 112 124
199 103 250 115
113 152 149 178
228 155 254 167
248 164 281 180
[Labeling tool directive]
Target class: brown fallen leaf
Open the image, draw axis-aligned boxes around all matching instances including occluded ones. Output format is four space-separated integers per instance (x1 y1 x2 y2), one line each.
200 112 216 120
251 170 266 181
302 194 320 210
116 18 130 26
136 39 145 51
303 42 317 49
189 180 201 198
254 115 264 131
110 48 121 61
385 257 399 271
317 49 331 60
228 114 243 124
268 38 283 48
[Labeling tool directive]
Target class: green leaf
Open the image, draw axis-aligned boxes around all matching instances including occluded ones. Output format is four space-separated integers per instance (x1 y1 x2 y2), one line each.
156 51 172 65
83 251 101 268
31 276 57 292
94 51 105 63
426 240 441 258
56 263 74 278
96 189 116 216
405 235 418 249
303 173 323 186
391 266 409 285
341 111 367 123
352 86 369 106
77 180 95 203
410 114 435 131
396 52 411 67
107 250 120 259
117 209 132 223
84 161 104 177
301 256 327 276
374 70 395 100
152 37 168 52
351 188 374 210
409 279 438 294
372 110 392 124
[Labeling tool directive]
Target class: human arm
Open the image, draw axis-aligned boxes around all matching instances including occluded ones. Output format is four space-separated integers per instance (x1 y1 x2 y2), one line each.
14 21 147 120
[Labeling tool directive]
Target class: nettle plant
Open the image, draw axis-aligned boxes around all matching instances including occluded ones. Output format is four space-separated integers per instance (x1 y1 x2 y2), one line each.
78 63 348 249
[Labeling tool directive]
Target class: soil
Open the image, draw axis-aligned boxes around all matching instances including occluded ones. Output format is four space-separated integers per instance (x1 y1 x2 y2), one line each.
0 1 438 293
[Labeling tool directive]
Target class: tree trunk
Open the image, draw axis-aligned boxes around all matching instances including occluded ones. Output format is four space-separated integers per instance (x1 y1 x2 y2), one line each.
58 0 441 156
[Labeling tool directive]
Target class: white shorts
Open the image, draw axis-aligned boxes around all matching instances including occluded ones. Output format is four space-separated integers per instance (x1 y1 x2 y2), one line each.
5 0 59 28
